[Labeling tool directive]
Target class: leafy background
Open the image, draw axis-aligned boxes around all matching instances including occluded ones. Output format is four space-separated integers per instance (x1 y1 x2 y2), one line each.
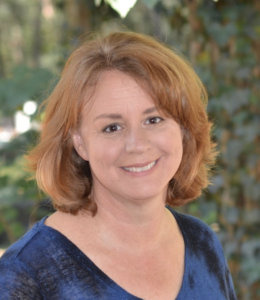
0 0 259 299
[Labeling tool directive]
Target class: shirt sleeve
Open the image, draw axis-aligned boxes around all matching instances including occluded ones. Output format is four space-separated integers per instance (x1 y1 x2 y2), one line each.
0 262 44 300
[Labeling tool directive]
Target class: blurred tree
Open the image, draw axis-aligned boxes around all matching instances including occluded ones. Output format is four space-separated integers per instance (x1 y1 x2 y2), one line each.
0 0 259 299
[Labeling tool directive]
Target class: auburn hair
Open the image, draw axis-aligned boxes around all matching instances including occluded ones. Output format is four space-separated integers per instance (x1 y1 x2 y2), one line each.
26 31 217 215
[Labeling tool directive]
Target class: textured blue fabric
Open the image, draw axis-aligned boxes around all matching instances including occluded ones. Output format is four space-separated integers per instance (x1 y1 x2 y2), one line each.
0 207 237 300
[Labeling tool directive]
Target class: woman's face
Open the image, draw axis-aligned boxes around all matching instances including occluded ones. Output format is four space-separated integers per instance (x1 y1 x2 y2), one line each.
72 70 183 205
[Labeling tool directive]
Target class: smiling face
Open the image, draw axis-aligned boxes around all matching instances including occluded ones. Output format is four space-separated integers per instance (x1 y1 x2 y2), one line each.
72 70 183 206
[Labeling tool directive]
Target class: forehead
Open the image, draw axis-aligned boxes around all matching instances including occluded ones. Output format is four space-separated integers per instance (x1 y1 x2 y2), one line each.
83 70 154 114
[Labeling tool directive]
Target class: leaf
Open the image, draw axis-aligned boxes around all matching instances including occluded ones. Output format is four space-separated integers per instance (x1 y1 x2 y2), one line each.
94 0 102 6
235 124 259 143
206 22 237 47
0 65 53 116
243 209 260 224
217 89 250 115
223 139 244 164
209 174 224 193
142 0 160 9
235 67 251 80
224 207 239 225
0 130 39 165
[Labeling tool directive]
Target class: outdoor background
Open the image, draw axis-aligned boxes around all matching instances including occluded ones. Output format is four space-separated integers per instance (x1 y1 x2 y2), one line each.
0 0 259 299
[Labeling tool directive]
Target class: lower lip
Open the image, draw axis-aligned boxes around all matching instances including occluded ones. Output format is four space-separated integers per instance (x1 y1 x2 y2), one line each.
121 159 159 177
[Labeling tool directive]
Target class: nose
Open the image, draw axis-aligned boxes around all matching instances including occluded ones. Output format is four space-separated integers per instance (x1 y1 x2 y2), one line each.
125 127 151 154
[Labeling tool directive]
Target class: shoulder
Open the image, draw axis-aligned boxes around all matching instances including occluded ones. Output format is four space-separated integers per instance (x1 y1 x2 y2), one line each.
0 218 49 299
168 206 214 232
0 217 67 277
0 260 44 300
167 207 227 276
0 217 48 267
167 207 237 300
171 209 226 266
168 206 222 251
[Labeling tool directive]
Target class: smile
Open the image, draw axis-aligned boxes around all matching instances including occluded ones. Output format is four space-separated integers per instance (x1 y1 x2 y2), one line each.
123 161 156 173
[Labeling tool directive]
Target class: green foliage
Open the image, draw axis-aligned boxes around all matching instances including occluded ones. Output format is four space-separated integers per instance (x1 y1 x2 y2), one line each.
0 129 47 246
142 0 160 9
0 65 54 116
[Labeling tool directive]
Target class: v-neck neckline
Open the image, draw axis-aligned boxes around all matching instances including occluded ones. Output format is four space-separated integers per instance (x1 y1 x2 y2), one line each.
40 207 188 300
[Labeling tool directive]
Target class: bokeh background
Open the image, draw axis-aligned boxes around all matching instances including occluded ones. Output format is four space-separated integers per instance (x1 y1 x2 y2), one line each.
0 0 259 299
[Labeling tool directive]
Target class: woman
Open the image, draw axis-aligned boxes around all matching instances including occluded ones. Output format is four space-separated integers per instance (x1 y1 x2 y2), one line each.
0 31 237 300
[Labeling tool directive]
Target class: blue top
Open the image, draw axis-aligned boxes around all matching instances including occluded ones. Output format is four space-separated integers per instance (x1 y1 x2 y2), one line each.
0 207 237 300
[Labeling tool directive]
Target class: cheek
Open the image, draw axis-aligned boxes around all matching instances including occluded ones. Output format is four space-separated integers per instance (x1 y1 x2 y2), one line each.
172 141 183 165
87 138 123 168
175 132 183 155
164 130 183 166
162 128 183 151
175 144 183 167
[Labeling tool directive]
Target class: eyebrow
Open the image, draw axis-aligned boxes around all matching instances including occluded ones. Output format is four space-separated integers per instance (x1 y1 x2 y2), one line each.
94 106 157 121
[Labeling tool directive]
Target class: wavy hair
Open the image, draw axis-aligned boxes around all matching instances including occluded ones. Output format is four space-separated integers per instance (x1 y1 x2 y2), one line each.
26 31 217 215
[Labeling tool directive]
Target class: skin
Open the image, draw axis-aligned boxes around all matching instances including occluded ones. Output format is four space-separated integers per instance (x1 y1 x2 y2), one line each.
73 70 183 213
46 70 185 300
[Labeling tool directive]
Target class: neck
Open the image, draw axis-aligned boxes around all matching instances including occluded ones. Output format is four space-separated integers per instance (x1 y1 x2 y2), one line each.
85 187 173 252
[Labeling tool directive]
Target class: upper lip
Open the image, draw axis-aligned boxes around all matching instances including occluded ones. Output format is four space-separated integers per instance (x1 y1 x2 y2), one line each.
122 160 157 168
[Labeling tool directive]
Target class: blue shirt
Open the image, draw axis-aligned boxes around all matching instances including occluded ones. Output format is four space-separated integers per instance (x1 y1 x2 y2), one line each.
0 207 237 299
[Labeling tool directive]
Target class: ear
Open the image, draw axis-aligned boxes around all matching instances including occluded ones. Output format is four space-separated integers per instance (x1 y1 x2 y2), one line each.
71 130 89 161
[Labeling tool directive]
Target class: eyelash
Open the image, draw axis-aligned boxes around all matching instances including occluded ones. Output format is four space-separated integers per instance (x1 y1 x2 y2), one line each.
103 124 122 133
102 117 164 133
145 116 164 124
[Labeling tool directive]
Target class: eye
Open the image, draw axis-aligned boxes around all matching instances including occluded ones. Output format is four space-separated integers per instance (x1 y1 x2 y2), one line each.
145 117 164 125
103 124 122 133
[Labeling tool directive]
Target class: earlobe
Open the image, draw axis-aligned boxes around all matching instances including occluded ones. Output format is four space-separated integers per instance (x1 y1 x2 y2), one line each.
71 131 89 161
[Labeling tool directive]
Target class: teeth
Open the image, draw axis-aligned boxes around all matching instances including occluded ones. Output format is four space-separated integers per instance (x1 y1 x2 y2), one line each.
123 161 156 172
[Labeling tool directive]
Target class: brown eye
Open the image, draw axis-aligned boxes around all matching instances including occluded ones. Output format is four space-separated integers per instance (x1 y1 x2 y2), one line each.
103 124 122 133
146 117 164 125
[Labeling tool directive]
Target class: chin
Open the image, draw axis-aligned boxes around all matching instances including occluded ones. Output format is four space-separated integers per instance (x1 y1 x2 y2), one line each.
121 186 167 204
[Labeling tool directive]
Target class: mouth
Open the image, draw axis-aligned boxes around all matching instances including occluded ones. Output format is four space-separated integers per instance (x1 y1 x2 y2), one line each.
122 160 157 173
